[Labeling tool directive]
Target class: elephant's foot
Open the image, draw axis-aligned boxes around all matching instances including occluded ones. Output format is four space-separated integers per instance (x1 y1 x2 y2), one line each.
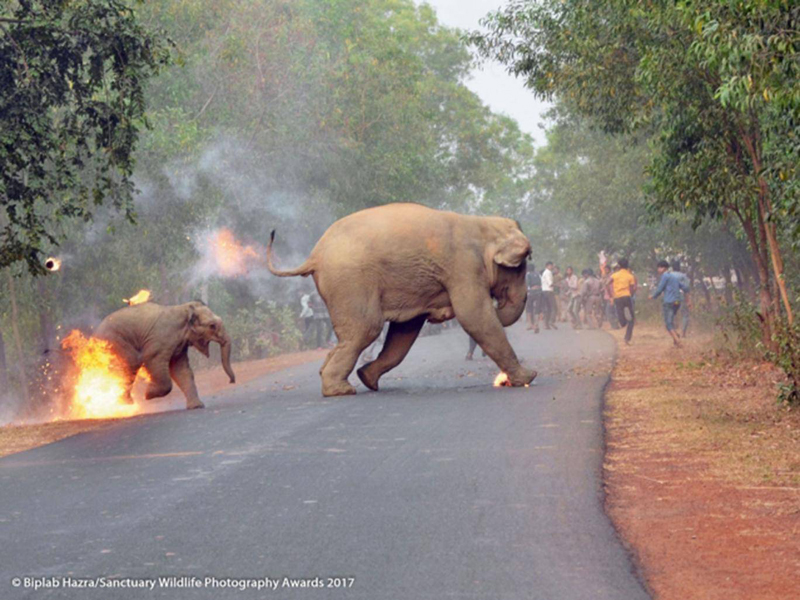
356 364 380 392
508 367 537 387
186 399 205 410
321 380 357 397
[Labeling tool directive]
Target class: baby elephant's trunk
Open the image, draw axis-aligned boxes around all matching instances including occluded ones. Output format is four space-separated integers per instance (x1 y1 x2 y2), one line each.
219 328 236 384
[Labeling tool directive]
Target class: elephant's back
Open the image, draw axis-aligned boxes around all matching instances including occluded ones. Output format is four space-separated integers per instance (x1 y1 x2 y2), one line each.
314 203 456 259
94 303 163 344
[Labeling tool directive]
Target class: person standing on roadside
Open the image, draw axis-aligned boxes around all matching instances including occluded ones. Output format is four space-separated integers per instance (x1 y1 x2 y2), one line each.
672 260 691 338
651 260 690 347
603 266 619 329
580 268 603 329
553 265 565 322
300 289 315 348
309 292 328 349
525 261 542 333
564 266 580 328
610 258 637 344
541 261 557 330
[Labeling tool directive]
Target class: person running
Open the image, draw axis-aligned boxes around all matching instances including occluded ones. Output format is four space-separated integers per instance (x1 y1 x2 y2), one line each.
541 261 558 330
610 258 637 344
580 268 603 329
525 261 542 333
651 260 690 347
672 260 691 338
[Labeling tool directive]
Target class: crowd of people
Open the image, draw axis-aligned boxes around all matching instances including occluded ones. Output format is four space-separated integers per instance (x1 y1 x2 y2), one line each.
522 257 692 348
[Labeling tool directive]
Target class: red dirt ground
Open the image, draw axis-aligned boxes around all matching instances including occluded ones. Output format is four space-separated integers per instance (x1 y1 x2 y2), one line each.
604 326 800 599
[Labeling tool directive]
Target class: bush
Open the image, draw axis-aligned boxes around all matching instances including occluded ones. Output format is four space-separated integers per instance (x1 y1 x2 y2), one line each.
769 321 800 406
717 298 800 406
225 300 303 361
715 297 764 360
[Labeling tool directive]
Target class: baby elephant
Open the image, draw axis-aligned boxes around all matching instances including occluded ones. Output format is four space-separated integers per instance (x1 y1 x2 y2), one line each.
94 301 235 409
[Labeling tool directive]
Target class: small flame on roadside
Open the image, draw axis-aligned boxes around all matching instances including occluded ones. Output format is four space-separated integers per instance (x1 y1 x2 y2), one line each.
124 290 151 306
60 331 149 420
493 372 530 388
45 257 62 272
207 228 261 277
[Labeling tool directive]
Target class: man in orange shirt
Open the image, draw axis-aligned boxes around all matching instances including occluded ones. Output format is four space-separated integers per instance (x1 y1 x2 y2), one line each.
610 258 637 344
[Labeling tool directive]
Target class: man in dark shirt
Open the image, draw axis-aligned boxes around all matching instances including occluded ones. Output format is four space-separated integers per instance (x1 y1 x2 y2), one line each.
526 261 542 333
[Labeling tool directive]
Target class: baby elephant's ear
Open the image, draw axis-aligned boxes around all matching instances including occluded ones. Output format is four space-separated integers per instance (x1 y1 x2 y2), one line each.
187 303 203 328
494 231 531 267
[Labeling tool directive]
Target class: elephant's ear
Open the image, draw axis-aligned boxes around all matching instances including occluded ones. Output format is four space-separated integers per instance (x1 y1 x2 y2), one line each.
186 303 203 331
494 231 531 268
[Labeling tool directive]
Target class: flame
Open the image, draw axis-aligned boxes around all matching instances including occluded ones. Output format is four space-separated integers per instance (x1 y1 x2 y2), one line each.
493 372 530 388
494 372 512 387
125 289 151 306
207 228 260 277
60 330 145 420
45 257 62 272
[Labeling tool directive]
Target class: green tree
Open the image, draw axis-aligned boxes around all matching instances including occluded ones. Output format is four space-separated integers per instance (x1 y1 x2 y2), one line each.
0 0 171 274
470 0 799 342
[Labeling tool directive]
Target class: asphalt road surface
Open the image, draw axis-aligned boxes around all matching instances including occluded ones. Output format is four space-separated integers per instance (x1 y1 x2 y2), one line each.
1 323 650 600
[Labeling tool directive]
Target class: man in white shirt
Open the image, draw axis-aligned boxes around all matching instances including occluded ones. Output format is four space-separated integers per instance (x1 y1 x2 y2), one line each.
540 261 557 330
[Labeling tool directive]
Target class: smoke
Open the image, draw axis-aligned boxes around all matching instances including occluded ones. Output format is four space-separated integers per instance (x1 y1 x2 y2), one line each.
0 392 22 427
141 134 335 303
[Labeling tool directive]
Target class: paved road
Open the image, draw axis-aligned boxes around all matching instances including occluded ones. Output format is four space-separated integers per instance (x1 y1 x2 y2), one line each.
0 323 649 600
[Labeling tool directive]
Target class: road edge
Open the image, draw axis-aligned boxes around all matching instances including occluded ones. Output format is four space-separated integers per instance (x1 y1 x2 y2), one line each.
598 330 655 599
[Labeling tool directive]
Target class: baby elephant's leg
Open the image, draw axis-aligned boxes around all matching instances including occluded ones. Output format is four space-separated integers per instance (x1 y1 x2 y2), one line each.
170 352 204 409
143 357 173 400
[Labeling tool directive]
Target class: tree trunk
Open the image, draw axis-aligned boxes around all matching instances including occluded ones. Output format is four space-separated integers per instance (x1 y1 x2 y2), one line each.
741 128 793 325
723 266 735 306
5 271 30 404
696 268 714 311
736 208 776 349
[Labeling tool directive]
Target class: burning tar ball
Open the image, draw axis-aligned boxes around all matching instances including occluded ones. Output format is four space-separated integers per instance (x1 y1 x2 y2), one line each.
45 257 62 272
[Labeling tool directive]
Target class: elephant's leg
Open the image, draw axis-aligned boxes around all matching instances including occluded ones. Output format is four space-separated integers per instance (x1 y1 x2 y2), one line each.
120 369 138 404
449 286 536 387
320 319 383 397
143 355 173 400
170 351 204 410
357 316 426 391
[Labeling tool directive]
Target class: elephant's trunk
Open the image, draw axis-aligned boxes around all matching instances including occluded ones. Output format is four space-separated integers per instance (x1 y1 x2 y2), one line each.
219 330 236 384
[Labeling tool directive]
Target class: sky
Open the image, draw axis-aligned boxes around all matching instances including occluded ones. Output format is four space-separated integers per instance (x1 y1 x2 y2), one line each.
421 0 552 147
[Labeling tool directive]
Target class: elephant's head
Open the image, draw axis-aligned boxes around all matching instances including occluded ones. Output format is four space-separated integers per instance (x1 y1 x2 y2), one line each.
485 221 531 327
186 302 236 383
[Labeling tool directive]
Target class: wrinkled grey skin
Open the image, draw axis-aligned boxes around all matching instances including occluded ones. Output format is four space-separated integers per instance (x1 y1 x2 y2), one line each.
94 301 235 409
267 203 535 397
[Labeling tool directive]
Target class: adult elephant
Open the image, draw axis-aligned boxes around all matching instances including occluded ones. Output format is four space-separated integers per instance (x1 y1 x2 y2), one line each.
94 301 235 409
267 203 535 396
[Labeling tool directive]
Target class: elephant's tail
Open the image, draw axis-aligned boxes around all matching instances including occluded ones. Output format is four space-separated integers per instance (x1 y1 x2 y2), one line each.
266 230 315 277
